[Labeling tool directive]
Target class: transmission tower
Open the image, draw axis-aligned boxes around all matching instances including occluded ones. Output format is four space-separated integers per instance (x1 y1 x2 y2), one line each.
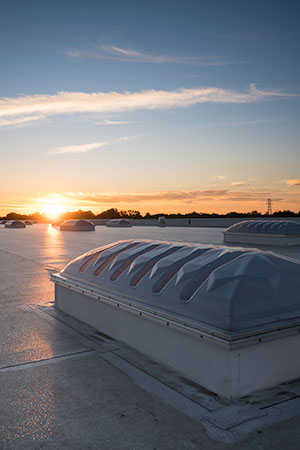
267 198 272 215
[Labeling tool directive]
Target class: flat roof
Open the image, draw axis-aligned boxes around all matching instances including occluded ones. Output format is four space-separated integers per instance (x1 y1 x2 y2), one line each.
0 224 300 448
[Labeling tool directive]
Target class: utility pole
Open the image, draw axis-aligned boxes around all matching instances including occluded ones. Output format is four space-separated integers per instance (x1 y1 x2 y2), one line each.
267 198 272 215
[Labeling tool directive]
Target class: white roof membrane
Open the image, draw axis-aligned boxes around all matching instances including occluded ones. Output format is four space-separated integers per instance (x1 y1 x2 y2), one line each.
58 240 300 335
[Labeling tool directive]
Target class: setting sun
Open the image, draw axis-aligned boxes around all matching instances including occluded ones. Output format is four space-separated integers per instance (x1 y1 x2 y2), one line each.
42 203 65 219
38 197 68 219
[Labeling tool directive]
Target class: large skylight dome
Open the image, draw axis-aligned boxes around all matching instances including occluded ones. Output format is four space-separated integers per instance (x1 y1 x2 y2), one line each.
5 220 26 228
60 219 95 231
51 239 300 397
224 220 300 246
57 240 300 334
225 220 300 236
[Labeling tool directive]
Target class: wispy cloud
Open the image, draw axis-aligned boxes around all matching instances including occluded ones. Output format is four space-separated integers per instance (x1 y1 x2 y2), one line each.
0 85 293 123
95 119 131 126
66 45 234 66
59 189 282 205
49 136 137 155
0 114 45 127
100 45 198 64
283 178 300 187
203 31 287 40
231 181 248 187
65 48 196 64
222 119 266 127
197 119 268 129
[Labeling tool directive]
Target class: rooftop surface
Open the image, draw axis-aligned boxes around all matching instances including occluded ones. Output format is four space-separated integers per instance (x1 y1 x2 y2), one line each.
1 224 300 449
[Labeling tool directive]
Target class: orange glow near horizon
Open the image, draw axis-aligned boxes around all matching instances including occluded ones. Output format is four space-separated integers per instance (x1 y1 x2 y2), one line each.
1 189 300 218
38 198 69 219
42 204 66 219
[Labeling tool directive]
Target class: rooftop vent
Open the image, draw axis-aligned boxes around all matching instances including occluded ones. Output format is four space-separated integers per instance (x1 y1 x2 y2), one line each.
158 216 167 227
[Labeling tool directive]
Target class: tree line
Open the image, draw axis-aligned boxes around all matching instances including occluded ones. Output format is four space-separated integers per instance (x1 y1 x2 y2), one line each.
1 208 300 221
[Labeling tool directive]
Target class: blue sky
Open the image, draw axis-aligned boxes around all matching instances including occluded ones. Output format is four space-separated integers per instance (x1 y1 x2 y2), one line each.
0 0 299 215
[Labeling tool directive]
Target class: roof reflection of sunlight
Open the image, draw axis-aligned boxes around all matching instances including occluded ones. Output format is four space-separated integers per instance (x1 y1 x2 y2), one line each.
42 225 66 267
3 380 55 443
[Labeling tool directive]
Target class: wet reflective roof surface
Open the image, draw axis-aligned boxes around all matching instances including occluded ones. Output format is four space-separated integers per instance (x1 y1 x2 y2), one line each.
1 223 300 448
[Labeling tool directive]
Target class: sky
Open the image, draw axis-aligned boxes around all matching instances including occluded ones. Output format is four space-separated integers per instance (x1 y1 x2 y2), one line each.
0 0 299 217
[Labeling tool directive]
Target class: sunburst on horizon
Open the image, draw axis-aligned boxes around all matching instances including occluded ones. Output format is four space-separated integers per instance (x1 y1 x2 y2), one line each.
38 197 70 219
